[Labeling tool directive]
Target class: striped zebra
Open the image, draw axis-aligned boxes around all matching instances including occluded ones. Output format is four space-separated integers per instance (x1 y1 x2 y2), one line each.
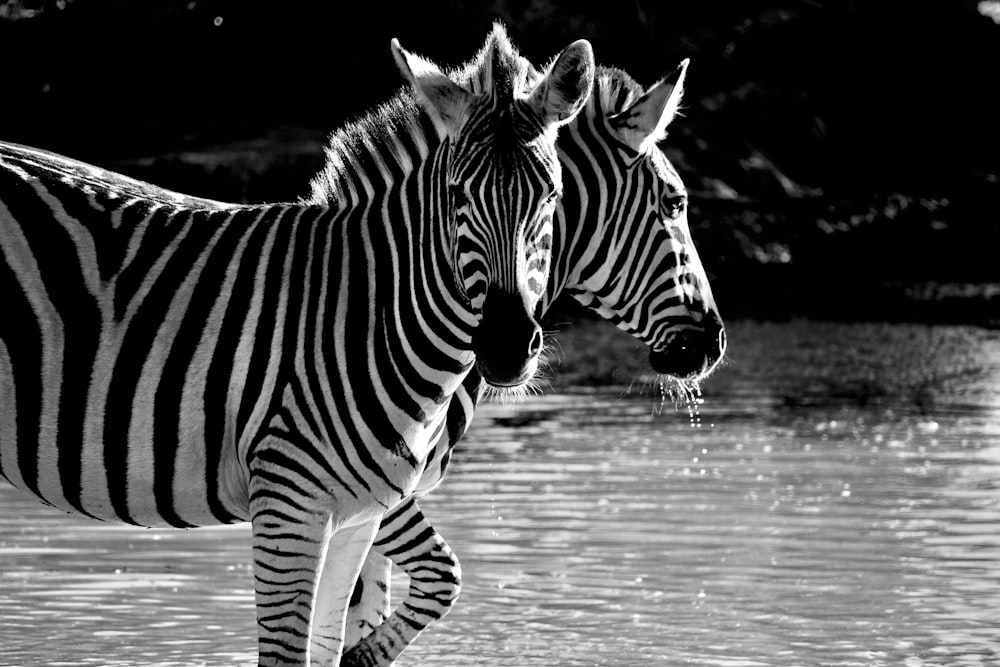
0 26 596 667
338 62 727 667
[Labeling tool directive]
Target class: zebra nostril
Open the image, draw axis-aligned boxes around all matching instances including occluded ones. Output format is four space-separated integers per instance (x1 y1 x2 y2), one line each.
528 328 543 356
648 328 719 380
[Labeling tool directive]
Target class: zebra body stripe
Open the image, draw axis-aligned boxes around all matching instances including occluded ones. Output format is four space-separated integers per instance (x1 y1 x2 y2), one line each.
0 150 473 527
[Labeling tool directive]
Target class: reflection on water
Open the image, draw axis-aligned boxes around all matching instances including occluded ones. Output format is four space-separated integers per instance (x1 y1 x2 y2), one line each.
1 322 999 666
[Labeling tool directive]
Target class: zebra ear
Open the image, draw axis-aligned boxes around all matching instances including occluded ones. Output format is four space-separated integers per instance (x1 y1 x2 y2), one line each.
391 38 474 139
528 39 595 130
610 59 689 152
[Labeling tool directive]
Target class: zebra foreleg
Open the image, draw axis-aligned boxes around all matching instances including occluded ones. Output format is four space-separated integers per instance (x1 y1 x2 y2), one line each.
248 447 381 667
311 519 382 666
345 551 392 648
250 505 380 666
250 503 329 666
341 497 461 667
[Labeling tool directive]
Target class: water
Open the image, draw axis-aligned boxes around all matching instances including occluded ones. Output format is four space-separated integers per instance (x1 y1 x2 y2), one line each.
2 321 999 666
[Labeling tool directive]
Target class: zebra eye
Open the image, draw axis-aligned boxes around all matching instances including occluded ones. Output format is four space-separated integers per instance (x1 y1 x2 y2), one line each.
662 193 686 220
540 188 561 209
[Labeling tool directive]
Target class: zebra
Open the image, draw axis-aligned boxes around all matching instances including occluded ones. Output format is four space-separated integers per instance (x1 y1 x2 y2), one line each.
335 61 727 667
0 25 596 667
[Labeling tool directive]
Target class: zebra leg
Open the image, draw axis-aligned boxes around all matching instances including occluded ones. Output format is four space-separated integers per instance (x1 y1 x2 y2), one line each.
250 502 379 667
345 551 392 647
341 497 461 667
250 504 328 666
311 519 382 665
248 443 381 667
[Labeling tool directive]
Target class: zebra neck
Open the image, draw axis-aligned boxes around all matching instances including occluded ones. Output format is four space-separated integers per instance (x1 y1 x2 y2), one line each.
309 141 479 450
538 168 593 312
307 102 478 340
541 112 634 314
302 105 482 450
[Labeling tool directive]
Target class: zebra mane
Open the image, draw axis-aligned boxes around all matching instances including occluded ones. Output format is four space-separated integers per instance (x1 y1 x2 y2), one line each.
450 23 541 99
589 66 645 118
307 23 538 207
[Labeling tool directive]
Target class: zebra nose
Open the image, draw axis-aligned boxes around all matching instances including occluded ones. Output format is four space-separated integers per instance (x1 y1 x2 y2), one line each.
473 286 543 387
649 317 726 380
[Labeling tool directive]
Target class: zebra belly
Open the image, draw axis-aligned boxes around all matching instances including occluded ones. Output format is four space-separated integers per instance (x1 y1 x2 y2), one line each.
0 345 248 528
0 468 246 528
0 428 248 528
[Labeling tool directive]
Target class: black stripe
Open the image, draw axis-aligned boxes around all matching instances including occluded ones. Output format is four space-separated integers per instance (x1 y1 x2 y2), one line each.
152 209 246 527
105 207 214 524
114 206 186 321
341 189 413 485
375 179 435 421
236 207 295 449
298 210 367 498
0 171 101 515
0 231 43 491
260 414 353 497
204 207 273 523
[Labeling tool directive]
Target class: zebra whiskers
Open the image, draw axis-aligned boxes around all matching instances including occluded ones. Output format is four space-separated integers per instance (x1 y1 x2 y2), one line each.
479 341 556 404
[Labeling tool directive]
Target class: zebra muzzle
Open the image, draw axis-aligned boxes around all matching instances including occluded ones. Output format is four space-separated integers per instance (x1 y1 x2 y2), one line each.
472 285 543 387
649 317 727 381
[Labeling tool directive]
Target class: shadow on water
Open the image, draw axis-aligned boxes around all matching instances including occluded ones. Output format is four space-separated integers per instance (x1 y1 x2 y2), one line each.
2 321 999 666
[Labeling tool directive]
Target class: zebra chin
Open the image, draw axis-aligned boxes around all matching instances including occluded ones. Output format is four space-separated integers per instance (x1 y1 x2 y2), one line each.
475 353 541 389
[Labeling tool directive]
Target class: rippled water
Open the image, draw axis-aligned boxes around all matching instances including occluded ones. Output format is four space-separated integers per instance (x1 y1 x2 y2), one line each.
2 322 999 666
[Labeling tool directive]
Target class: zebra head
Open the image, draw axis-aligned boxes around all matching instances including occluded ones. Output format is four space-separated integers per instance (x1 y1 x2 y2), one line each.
393 26 595 389
560 62 725 381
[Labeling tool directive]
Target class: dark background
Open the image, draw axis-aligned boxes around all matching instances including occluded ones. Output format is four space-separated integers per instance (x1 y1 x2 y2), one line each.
2 0 998 324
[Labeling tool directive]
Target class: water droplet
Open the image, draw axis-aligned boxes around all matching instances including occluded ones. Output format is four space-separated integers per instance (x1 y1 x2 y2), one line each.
916 420 940 434
213 15 223 26
685 388 704 429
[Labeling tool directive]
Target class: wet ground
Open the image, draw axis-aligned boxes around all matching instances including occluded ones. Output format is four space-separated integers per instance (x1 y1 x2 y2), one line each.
1 321 999 666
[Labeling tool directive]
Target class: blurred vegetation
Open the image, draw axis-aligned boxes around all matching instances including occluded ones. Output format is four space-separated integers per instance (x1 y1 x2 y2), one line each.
1 0 997 324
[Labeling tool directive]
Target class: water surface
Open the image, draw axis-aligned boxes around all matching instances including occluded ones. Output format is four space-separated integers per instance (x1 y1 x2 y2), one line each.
2 321 999 666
